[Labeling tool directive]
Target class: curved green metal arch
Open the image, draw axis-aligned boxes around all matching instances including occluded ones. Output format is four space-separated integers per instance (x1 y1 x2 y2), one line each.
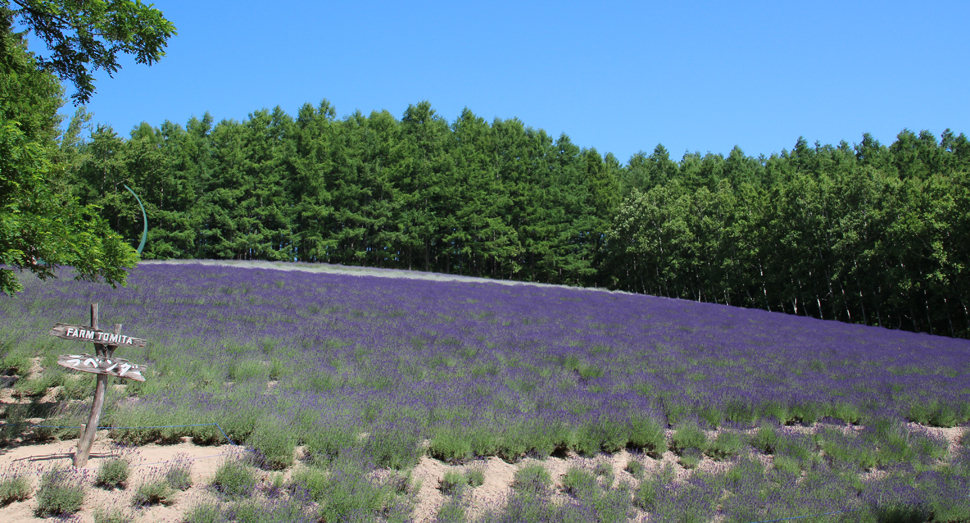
123 184 148 256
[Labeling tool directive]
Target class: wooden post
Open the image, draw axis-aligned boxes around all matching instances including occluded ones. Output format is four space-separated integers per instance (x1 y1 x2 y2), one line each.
74 304 120 468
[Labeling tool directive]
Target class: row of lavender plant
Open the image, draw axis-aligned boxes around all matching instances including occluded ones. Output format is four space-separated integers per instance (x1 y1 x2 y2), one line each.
5 263 967 428
1 262 969 520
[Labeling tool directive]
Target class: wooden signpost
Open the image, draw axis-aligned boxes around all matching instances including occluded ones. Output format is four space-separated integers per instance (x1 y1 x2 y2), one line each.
48 304 149 467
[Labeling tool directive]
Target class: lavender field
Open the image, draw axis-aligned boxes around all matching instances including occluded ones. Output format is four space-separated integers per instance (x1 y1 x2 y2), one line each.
1 261 969 522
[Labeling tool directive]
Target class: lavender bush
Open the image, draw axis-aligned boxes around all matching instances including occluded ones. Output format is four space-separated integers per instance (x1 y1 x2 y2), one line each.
1 261 969 521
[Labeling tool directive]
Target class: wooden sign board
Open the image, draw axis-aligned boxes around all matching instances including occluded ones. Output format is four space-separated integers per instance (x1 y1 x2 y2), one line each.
51 304 151 468
57 354 147 382
48 323 147 347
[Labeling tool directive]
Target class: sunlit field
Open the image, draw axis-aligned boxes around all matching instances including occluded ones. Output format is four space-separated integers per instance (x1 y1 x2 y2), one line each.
1 261 968 522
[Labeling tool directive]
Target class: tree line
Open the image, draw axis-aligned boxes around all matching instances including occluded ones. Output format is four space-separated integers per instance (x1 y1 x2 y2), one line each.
61 102 970 339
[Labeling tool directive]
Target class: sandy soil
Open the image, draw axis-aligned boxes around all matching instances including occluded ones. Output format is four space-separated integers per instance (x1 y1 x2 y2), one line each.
0 436 236 522
0 428 716 523
0 420 962 523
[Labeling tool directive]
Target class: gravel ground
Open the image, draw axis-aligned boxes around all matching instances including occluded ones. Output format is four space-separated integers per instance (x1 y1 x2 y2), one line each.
138 259 641 296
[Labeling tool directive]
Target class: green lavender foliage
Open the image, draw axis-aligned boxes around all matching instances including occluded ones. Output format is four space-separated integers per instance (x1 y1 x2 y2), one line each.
429 426 474 463
464 466 486 487
670 421 707 455
165 454 194 491
511 463 553 497
211 455 257 500
93 504 137 523
707 430 744 461
35 468 85 517
0 469 31 505
246 416 296 470
95 458 130 490
131 478 177 507
289 448 406 523
182 500 223 523
439 470 465 495
628 414 667 457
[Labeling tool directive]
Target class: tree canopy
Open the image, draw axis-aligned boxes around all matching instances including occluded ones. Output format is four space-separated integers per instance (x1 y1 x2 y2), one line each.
1 0 176 105
61 96 970 338
0 0 173 296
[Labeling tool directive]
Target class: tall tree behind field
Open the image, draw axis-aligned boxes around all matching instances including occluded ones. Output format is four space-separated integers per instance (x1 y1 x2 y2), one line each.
500 122 554 283
197 118 246 259
239 107 293 261
538 133 584 285
945 169 970 335
332 109 407 267
152 116 210 259
447 108 518 278
604 130 970 338
548 145 618 286
399 101 453 272
287 100 337 263
57 98 970 338
619 145 680 198
490 117 538 279
73 125 127 210
126 121 202 259
72 124 155 256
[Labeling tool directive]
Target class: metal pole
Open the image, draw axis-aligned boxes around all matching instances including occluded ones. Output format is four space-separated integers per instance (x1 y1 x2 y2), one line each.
123 184 147 256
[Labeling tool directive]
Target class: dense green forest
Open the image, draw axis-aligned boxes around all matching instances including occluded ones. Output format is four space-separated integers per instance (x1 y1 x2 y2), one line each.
59 102 970 339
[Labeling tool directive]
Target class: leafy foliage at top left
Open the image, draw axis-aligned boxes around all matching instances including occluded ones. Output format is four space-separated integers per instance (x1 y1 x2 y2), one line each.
2 0 176 105
0 12 139 296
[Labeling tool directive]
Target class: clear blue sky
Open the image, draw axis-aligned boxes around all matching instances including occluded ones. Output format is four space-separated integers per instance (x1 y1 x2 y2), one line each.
25 0 970 165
